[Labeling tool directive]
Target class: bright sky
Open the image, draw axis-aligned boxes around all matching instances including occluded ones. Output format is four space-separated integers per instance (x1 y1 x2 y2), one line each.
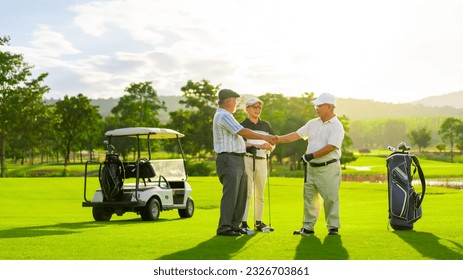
2 0 463 103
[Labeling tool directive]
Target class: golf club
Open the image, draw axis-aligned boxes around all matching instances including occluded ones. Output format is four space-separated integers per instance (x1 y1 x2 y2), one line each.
263 153 274 233
293 160 308 235
245 149 256 235
397 142 410 151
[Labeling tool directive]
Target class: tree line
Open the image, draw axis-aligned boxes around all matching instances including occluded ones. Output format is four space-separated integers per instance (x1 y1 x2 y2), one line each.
350 116 463 162
5 35 462 177
1 36 360 177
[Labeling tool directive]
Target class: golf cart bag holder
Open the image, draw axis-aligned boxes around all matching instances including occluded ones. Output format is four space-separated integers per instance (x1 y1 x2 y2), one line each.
386 143 426 230
99 153 124 201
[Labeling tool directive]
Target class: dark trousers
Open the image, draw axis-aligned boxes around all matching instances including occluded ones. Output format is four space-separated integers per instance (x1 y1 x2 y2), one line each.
216 154 248 234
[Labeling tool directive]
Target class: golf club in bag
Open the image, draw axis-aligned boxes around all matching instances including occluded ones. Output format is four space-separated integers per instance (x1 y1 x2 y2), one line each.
99 144 124 202
386 142 426 230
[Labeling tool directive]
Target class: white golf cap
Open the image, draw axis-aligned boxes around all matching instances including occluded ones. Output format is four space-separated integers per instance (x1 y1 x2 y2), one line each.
311 93 336 106
245 97 264 106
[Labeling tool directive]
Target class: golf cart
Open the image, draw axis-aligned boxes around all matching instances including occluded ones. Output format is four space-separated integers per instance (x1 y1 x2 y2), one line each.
82 127 194 221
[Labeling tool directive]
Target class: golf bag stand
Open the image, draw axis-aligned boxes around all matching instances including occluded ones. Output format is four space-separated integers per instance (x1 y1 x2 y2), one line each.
386 143 426 230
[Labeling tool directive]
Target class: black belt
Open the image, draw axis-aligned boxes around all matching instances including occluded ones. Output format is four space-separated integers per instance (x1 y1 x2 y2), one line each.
309 159 338 167
219 152 245 157
245 154 265 160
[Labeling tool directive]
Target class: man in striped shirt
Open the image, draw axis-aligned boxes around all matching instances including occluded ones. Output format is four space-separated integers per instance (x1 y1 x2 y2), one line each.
213 89 278 236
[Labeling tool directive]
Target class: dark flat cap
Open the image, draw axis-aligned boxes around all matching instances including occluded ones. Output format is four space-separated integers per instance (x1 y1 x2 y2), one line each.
218 89 240 99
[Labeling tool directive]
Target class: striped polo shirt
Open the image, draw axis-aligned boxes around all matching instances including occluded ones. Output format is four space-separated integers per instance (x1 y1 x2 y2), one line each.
213 108 246 153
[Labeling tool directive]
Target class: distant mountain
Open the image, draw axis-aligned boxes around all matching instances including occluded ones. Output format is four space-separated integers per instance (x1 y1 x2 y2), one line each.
45 96 186 124
412 90 463 108
90 96 185 123
335 98 463 120
45 92 463 123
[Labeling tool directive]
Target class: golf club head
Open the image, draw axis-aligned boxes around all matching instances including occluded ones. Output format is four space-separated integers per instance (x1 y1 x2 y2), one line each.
245 229 255 235
387 146 396 152
397 142 410 151
262 227 274 233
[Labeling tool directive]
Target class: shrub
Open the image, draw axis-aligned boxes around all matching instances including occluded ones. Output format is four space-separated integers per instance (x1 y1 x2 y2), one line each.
187 161 212 176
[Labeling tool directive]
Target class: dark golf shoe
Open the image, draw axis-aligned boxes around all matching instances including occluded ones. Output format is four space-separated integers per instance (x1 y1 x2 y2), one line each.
255 222 274 232
217 229 241 236
293 228 314 236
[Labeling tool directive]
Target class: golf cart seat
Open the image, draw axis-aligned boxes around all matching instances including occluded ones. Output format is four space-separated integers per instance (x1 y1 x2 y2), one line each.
123 160 156 179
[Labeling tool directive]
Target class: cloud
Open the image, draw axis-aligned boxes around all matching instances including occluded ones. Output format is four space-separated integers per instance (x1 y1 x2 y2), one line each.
31 25 80 57
3 0 463 102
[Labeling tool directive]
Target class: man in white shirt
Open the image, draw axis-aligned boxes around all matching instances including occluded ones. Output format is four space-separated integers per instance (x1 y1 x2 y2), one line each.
278 93 345 236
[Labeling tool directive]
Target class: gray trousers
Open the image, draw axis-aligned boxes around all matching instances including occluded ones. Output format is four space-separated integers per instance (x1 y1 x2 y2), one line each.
303 161 341 231
216 154 248 234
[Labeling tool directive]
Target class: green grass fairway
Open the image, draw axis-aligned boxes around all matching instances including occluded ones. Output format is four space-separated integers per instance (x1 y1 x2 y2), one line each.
0 177 462 260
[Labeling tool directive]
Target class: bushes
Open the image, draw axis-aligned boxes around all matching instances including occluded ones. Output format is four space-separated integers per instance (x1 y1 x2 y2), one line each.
186 161 213 176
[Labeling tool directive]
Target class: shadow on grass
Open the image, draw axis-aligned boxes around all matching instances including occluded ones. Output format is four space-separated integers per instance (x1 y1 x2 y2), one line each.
0 218 164 239
157 234 256 260
0 221 107 239
295 235 349 260
394 230 463 260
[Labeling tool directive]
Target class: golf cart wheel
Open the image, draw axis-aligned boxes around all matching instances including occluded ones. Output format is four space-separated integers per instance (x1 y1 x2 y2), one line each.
178 197 194 218
92 207 113 221
141 198 160 221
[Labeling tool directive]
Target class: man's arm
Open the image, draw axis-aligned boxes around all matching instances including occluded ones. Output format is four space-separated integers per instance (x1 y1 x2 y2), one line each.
312 144 337 158
277 132 302 143
238 128 278 145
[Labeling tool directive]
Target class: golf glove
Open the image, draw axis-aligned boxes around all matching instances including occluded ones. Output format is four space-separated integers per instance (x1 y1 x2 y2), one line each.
300 153 314 163
246 146 257 155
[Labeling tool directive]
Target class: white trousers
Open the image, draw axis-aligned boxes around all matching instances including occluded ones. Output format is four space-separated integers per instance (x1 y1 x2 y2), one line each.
242 156 268 223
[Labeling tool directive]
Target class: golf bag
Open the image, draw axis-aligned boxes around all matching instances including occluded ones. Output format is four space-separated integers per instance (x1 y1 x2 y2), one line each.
99 153 124 201
386 143 426 230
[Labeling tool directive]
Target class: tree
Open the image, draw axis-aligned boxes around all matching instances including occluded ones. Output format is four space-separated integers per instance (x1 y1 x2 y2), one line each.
436 143 446 153
167 79 220 157
52 94 102 169
408 127 432 153
111 81 166 127
438 117 463 163
259 92 315 170
338 115 358 168
0 36 49 177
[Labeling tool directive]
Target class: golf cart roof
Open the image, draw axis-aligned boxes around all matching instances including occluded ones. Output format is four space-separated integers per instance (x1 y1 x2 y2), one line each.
105 127 185 139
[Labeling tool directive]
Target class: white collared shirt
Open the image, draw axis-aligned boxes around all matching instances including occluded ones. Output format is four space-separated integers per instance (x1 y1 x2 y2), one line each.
296 115 345 161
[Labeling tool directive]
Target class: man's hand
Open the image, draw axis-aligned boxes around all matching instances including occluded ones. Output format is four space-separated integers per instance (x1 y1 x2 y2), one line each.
263 134 278 145
300 153 314 163
246 146 257 155
260 142 274 151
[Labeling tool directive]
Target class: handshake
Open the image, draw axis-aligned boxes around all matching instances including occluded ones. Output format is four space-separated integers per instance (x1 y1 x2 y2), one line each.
262 135 280 145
